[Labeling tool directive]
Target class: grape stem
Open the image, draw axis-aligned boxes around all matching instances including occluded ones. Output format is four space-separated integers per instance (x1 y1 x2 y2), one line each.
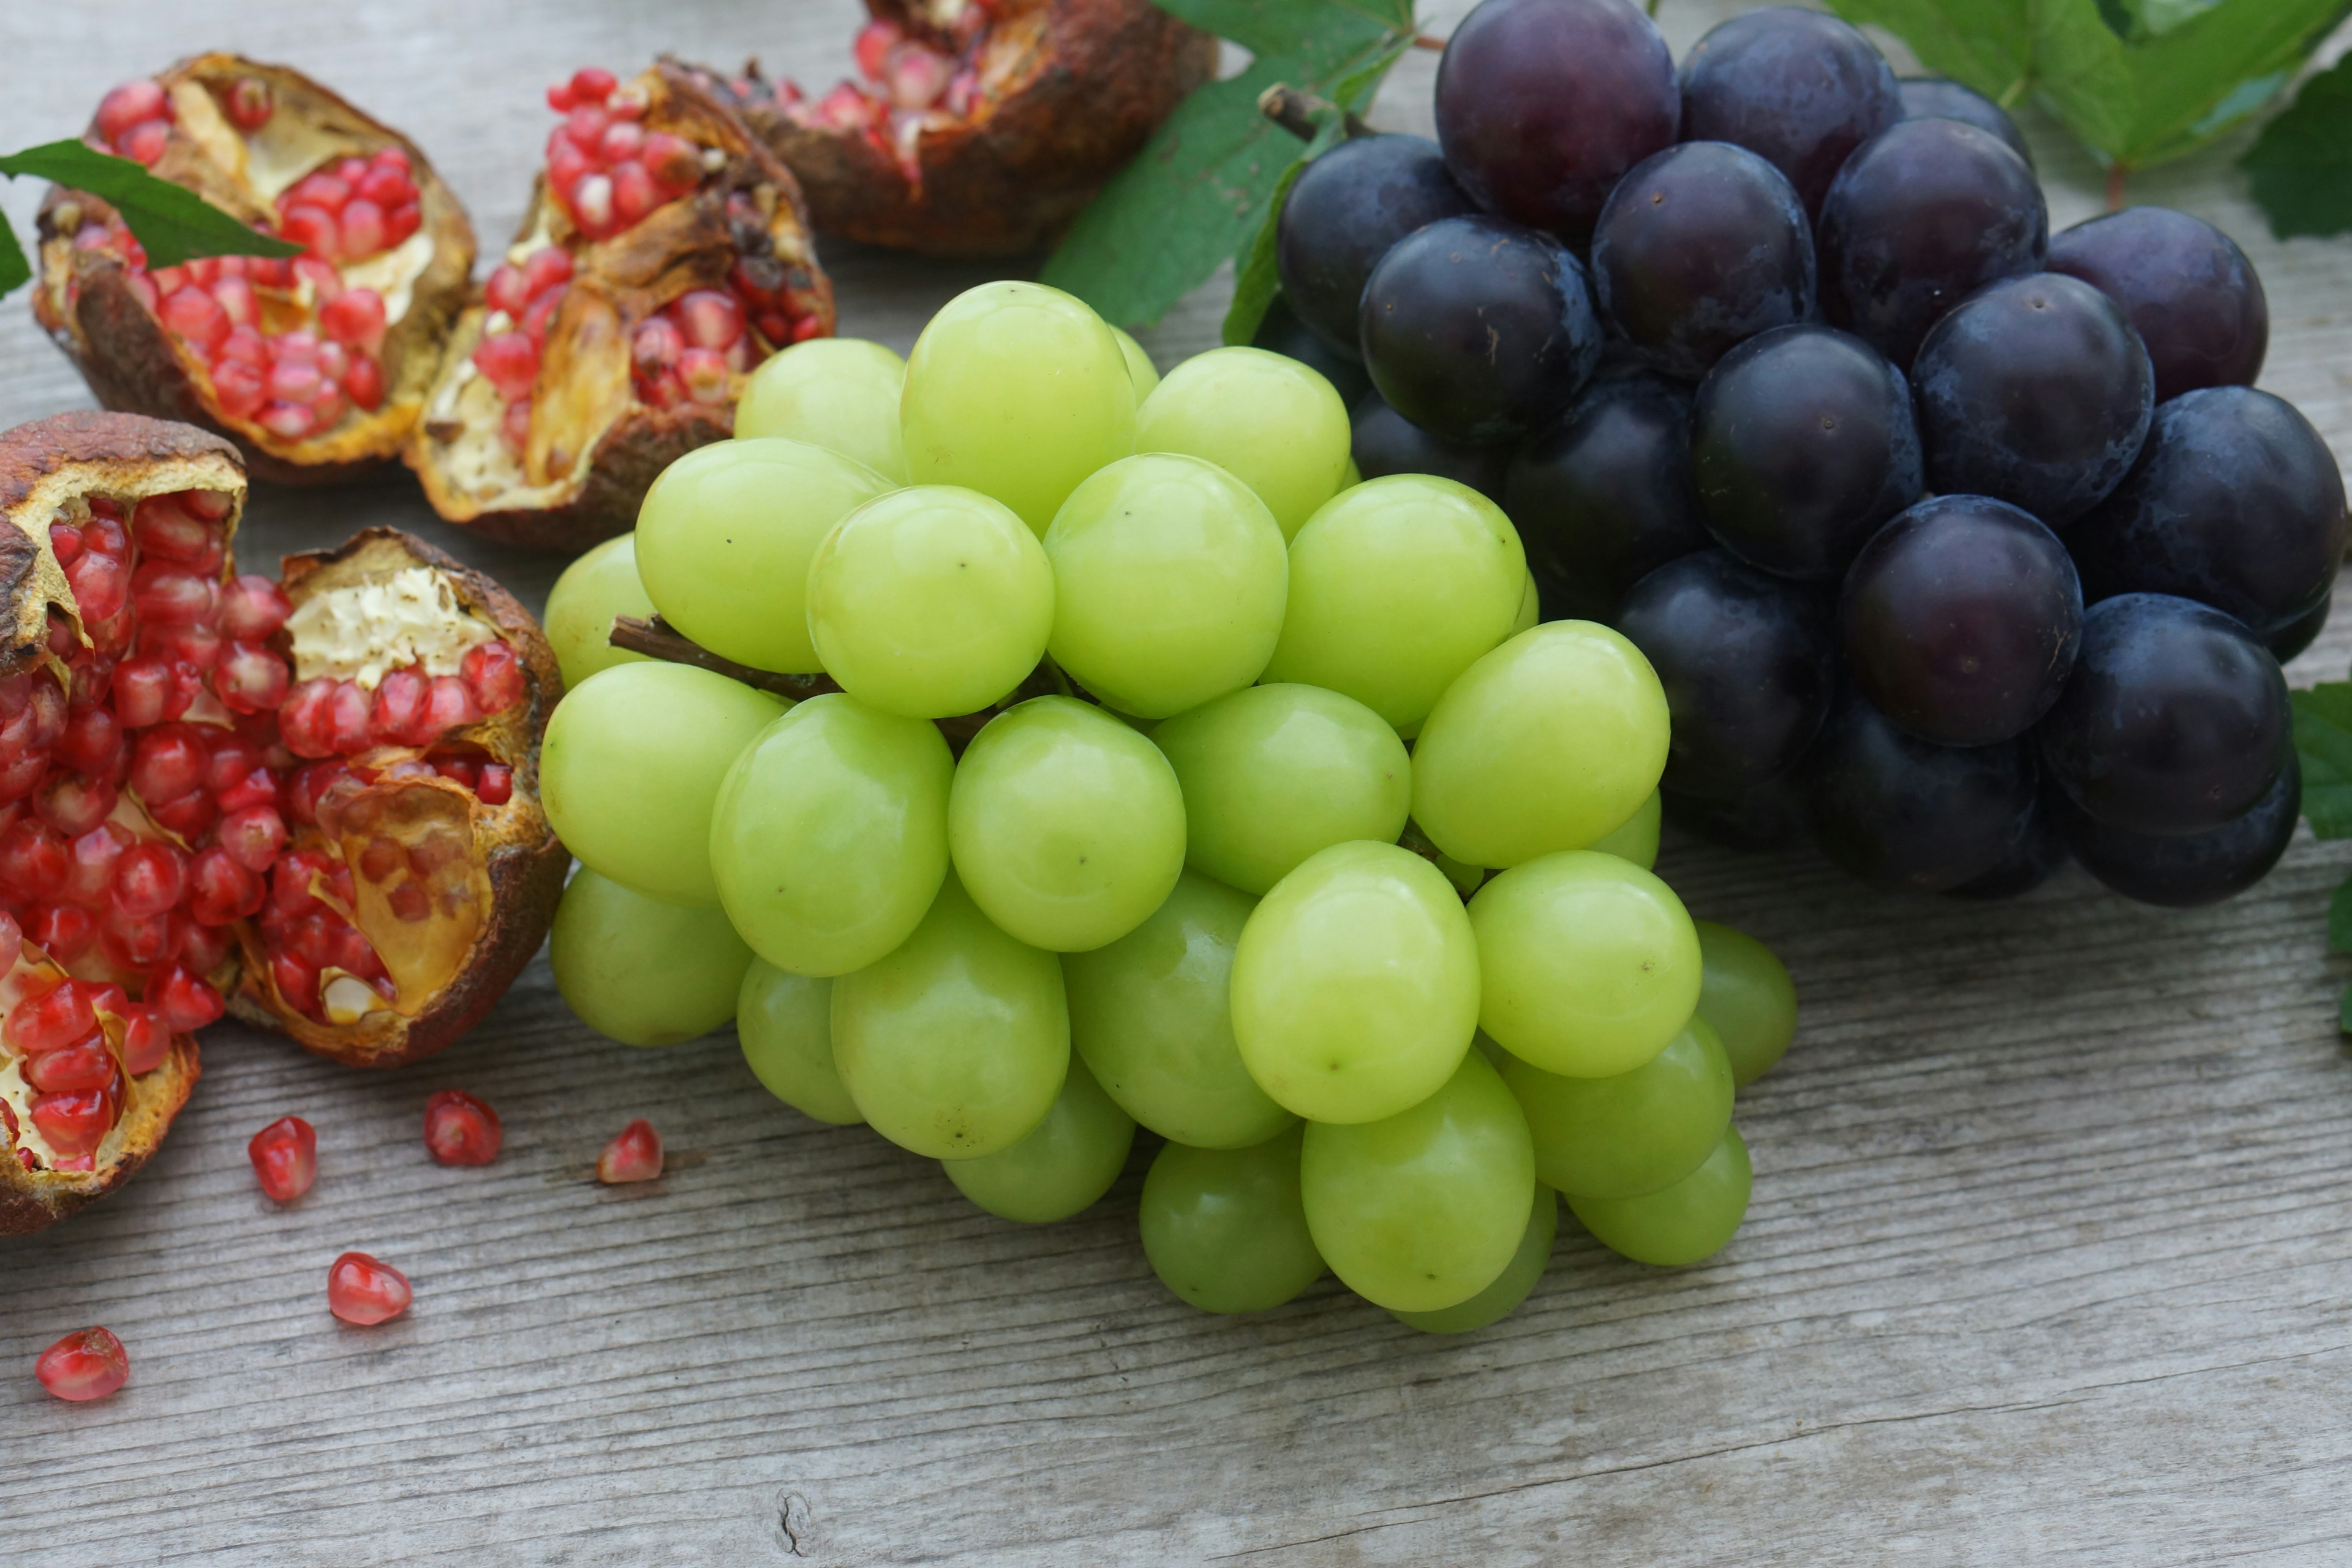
1258 83 1370 143
2105 162 2128 211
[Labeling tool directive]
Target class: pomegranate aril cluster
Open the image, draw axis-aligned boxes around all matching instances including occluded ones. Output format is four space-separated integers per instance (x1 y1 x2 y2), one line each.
275 147 423 266
94 78 175 167
470 246 573 454
778 14 989 178
542 67 705 243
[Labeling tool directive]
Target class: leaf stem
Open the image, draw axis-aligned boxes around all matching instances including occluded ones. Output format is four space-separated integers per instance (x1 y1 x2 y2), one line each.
1411 33 1444 50
2106 162 2129 211
1258 83 1370 143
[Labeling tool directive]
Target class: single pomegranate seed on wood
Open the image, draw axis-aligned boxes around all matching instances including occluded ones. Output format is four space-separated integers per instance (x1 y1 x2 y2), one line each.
34 1326 128 1401
597 1118 663 1184
248 1115 317 1201
423 1090 501 1166
327 1252 411 1325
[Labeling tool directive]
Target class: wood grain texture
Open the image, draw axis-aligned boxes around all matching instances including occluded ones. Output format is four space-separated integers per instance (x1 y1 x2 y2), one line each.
5 3 2352 1564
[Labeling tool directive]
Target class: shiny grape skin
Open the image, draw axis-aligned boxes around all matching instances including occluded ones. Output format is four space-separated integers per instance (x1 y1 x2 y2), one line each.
2048 750 2299 908
1689 323 1923 581
1944 796 2068 900
1352 394 1509 504
2067 386 2349 640
1434 0 1680 246
1664 771 1812 853
1911 273 2154 528
1898 77 2032 168
1503 373 1707 622
2035 593 2290 838
1841 495 2082 748
1251 292 1371 406
1805 686 2040 893
1277 134 1479 358
1589 141 1815 381
1359 214 1603 446
2269 592 2332 665
2046 207 2268 401
1616 549 1834 800
1677 7 1901 217
1817 118 2047 368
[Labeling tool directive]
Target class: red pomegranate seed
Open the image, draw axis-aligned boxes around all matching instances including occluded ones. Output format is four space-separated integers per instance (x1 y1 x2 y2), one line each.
64 824 129 905
226 76 272 129
130 564 216 626
48 521 83 567
149 962 224 1031
369 668 426 744
431 755 478 789
214 641 291 714
500 398 535 454
278 202 338 259
416 676 480 741
25 1035 115 1094
278 679 340 758
118 119 172 167
459 641 524 714
483 263 530 318
571 173 616 237
211 274 258 328
519 287 568 347
643 131 701 192
34 771 116 839
289 172 352 214
145 622 222 671
111 843 187 918
631 315 682 375
211 359 267 420
674 290 744 350
320 287 387 353
327 1251 411 1325
99 904 175 970
0 820 68 900
57 706 121 777
130 494 211 562
129 724 207 804
111 658 177 728
8 978 92 1054
97 80 169 140
0 908 21 973
337 200 388 260
63 549 126 626
217 805 288 875
355 163 413 209
187 848 260 925
28 905 94 965
159 285 231 355
270 948 319 1014
34 1326 128 1401
117 1003 168 1074
147 789 217 841
679 347 730 404
597 1118 663 1183
217 575 291 642
386 200 423 247
521 246 573 298
344 355 385 412
0 750 47 805
30 1087 111 1155
423 1090 500 1166
609 160 659 227
247 1115 317 1201
472 332 539 402
475 763 513 805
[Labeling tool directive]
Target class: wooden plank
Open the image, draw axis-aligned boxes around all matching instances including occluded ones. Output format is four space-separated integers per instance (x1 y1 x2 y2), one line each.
4 2 2352 1563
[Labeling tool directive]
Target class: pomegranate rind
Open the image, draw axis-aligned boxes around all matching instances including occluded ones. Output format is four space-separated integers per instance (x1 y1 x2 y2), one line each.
404 62 836 550
30 54 478 486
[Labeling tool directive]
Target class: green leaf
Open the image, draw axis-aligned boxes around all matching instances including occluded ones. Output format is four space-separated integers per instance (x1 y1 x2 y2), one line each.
2328 876 2352 953
2243 52 2352 239
2097 0 2347 166
0 217 28 298
1222 142 1319 346
1826 0 2033 102
0 140 301 270
2291 682 2352 839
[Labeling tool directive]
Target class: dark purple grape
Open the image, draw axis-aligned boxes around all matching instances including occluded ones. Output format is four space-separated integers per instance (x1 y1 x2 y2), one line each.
1252 292 1372 407
1806 685 2041 892
1677 7 1901 217
1944 797 2068 900
1352 394 1509 505
1664 771 1812 853
1276 135 1479 358
2068 386 2348 640
2046 207 2268 401
2035 593 2289 837
1503 373 1706 620
1359 215 1602 445
1434 0 1680 246
1616 549 1834 800
1690 323 1923 580
1910 273 2154 527
2269 592 2332 664
1817 118 2047 368
1589 141 1815 380
1898 77 2032 168
1841 495 2081 747
2048 751 2298 908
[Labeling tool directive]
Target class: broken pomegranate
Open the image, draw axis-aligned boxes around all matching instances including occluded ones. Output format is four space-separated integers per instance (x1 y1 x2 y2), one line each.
327 1250 410 1324
422 1088 500 1166
33 54 477 484
689 0 1215 258
597 1117 663 1183
248 1113 316 1200
34 1325 129 1401
405 62 835 549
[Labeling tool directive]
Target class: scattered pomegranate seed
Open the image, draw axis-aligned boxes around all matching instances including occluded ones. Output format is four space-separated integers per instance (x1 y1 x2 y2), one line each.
327 1251 411 1325
34 1326 128 1401
423 1090 501 1166
248 1115 317 1201
597 1118 663 1183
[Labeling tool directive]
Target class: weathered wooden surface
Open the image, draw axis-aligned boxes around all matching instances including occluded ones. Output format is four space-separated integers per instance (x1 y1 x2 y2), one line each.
5 2 2352 1563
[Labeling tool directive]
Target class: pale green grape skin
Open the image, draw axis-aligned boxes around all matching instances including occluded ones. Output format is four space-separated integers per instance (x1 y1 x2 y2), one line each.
831 873 1071 1159
1499 1017 1733 1198
805 485 1055 718
635 439 891 674
1230 840 1481 1124
900 281 1137 534
1390 1184 1557 1335
1134 347 1352 540
551 869 753 1047
1341 456 1361 488
1300 1050 1536 1313
949 697 1186 952
1512 571 1540 636
1695 922 1799 1088
1062 869 1295 1150
1411 621 1670 869
710 694 953 976
1470 851 1702 1079
1111 326 1160 404
734 337 910 483
541 663 787 907
1042 454 1289 718
1568 1126 1751 1267
1152 684 1410 896
1588 791 1661 870
943 1055 1136 1223
1139 1126 1325 1313
739 961 863 1124
1260 475 1526 728
544 533 653 689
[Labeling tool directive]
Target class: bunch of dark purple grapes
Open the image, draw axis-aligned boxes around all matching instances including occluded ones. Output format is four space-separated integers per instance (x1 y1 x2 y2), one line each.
1254 0 2348 908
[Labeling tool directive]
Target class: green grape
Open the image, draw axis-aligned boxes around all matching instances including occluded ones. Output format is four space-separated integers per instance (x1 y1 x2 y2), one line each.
1259 475 1526 728
710 693 953 976
1411 621 1670 869
1498 1017 1732 1198
1589 791 1660 870
1300 1050 1536 1312
737 960 862 1125
1138 1126 1324 1313
805 485 1055 718
1151 684 1411 895
1111 325 1160 404
734 337 910 483
1470 851 1702 1079
1695 921 1798 1088
543 533 653 690
1567 1125 1751 1267
1512 571 1539 636
1042 454 1289 719
1390 1183 1556 1335
1134 346 1352 540
1062 869 1295 1149
900 281 1136 534
949 697 1186 952
634 437 891 675
831 873 1071 1158
551 869 753 1047
541 663 787 907
1341 456 1361 487
1230 840 1480 1123
943 1055 1136 1223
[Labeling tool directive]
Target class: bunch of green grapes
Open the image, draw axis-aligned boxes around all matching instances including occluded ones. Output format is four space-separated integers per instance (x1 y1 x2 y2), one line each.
533 279 1799 1333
